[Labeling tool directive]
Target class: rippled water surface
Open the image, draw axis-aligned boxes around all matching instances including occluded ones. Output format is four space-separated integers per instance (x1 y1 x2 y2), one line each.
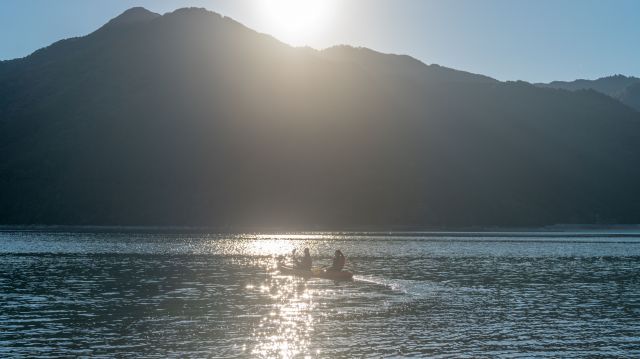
2 231 640 357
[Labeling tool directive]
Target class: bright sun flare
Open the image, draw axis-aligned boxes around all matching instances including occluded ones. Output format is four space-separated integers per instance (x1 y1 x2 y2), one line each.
257 0 337 46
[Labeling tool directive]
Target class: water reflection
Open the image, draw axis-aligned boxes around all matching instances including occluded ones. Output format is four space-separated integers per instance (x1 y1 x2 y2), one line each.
245 239 296 257
250 273 317 358
1 232 640 357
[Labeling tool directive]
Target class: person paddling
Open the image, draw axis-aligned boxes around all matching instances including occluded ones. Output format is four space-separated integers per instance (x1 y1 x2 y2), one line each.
294 248 312 271
327 250 346 272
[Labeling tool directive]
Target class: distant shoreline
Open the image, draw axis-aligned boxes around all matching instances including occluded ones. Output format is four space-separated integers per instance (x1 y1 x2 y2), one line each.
2 224 640 236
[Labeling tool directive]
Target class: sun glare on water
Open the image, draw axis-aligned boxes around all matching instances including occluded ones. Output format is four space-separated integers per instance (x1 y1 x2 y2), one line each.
256 0 337 46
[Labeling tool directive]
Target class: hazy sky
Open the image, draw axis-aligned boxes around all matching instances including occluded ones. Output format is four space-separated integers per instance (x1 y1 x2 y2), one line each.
0 0 639 83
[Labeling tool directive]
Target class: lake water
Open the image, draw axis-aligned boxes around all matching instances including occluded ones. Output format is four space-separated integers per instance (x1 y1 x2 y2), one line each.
2 230 640 358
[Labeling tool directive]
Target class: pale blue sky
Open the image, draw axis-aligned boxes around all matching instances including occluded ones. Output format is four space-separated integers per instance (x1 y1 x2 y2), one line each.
0 0 639 83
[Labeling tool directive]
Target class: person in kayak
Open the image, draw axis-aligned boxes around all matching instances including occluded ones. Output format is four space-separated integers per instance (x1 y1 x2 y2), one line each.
294 248 312 271
327 250 346 271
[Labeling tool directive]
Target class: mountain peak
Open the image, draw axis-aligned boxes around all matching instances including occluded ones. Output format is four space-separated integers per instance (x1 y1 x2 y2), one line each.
168 7 218 16
104 7 160 28
536 74 640 111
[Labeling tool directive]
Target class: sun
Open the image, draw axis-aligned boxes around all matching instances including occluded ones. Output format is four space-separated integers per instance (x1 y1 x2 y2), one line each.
256 0 337 46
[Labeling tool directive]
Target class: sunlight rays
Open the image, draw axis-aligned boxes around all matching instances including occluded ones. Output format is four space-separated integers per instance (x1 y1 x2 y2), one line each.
254 0 338 46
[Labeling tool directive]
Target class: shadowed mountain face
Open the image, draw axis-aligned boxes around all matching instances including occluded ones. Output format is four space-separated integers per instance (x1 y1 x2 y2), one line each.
1 7 640 228
619 82 640 112
537 75 640 111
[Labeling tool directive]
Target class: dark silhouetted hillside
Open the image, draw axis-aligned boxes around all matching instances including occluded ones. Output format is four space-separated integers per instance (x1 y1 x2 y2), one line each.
618 82 640 112
1 7 640 229
537 75 640 111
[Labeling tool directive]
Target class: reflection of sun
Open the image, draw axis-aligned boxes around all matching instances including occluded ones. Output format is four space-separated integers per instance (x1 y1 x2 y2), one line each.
256 0 337 46
246 239 295 257
251 275 316 358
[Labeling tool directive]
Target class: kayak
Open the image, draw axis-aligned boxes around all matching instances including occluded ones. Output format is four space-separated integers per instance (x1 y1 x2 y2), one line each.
277 263 354 281
312 268 354 281
277 263 313 278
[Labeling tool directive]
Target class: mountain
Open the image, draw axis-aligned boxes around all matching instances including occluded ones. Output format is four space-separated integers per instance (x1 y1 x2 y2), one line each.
102 7 161 28
537 75 640 111
1 7 640 228
618 82 640 111
321 45 498 85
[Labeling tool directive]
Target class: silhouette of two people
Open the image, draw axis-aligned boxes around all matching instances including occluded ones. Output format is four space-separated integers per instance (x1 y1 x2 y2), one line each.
294 248 345 272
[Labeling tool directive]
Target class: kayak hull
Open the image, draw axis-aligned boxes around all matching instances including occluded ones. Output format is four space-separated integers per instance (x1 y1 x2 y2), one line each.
278 264 313 278
312 268 354 281
278 264 353 281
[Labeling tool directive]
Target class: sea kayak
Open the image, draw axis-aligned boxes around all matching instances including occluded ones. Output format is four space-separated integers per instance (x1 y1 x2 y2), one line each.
277 263 354 281
277 263 313 278
312 268 354 281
